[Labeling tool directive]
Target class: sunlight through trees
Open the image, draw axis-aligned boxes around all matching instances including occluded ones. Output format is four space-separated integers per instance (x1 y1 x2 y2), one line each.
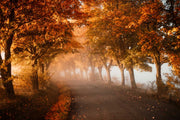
0 0 179 97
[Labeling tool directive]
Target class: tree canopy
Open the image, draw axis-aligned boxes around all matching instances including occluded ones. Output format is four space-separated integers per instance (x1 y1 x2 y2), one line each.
0 0 179 96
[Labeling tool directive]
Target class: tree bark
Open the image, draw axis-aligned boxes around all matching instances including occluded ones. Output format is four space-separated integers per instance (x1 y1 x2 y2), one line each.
1 1 16 96
103 59 112 84
45 61 51 71
91 65 95 81
97 66 103 81
105 68 111 84
72 69 75 80
41 63 45 74
80 68 83 80
154 53 165 94
32 60 39 91
1 33 15 96
120 66 125 86
85 69 88 81
128 67 137 89
89 54 96 81
65 69 69 80
0 47 3 86
117 60 125 86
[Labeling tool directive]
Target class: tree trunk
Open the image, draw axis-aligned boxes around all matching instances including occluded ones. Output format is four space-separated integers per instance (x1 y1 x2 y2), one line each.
105 68 111 84
41 63 45 74
80 69 83 80
117 61 125 86
1 33 15 96
154 54 165 94
89 54 96 81
85 69 88 81
120 67 125 86
0 47 3 87
45 61 51 71
65 70 69 80
91 65 95 81
128 67 137 89
32 60 39 91
72 68 77 80
102 59 112 84
98 66 103 81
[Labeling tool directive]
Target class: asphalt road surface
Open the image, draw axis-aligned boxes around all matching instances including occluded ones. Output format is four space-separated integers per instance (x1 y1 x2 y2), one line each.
66 80 180 120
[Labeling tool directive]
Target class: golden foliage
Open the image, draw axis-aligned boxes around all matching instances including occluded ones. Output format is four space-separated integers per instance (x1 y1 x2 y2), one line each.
138 31 163 52
45 83 71 120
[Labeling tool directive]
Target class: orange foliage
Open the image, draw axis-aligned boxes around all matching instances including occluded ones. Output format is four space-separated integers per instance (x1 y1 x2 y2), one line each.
168 53 180 77
138 31 163 52
138 1 163 24
45 84 71 120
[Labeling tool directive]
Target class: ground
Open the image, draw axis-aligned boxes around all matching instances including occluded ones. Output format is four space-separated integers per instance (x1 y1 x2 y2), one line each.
0 82 60 120
1 79 180 120
66 80 180 120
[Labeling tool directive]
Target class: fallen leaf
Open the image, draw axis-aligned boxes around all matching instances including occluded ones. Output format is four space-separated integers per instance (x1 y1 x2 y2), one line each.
83 114 87 118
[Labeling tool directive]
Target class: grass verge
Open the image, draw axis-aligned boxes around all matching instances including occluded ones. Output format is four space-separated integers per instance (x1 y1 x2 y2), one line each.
45 82 72 120
0 81 72 120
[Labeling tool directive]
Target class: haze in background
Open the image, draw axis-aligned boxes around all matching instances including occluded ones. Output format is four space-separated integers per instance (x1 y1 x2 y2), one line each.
108 63 171 86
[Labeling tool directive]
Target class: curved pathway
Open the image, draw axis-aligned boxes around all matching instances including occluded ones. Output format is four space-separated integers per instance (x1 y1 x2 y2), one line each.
66 80 180 120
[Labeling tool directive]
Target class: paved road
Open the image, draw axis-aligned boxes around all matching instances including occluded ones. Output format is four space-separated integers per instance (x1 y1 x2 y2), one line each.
66 80 180 120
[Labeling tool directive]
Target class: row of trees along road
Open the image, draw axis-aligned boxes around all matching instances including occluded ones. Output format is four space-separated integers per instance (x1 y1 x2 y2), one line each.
0 0 179 97
0 0 98 96
85 0 179 95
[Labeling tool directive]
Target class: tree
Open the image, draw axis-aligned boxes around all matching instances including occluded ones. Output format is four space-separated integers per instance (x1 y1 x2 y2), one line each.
0 0 89 96
137 0 167 94
163 0 180 77
13 19 83 90
87 0 151 88
0 0 54 94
